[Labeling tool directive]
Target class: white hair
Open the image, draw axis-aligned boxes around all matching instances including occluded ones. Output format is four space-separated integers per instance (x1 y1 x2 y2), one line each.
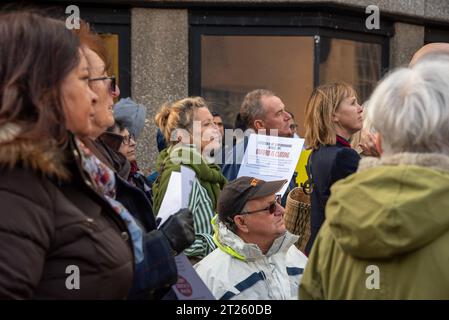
367 55 449 155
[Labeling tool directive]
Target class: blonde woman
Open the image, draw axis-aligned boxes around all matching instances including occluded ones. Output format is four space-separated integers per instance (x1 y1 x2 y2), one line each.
303 82 363 255
153 97 227 262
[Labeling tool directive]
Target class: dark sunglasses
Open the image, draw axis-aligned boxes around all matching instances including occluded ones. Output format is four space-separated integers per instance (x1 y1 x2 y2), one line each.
88 75 116 93
241 195 282 215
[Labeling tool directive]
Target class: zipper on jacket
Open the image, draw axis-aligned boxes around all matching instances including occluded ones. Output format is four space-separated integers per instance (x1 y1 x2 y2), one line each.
260 270 272 297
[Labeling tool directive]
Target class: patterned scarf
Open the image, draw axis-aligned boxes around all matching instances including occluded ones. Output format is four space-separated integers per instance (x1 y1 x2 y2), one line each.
75 138 143 263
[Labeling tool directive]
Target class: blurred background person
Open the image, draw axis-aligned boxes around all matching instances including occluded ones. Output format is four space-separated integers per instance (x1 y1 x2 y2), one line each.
287 111 299 139
300 55 449 299
111 97 151 197
350 102 380 157
212 111 225 139
303 82 363 255
108 119 153 201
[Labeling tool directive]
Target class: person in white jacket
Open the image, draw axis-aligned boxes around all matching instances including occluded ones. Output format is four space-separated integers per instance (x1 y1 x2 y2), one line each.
194 176 308 300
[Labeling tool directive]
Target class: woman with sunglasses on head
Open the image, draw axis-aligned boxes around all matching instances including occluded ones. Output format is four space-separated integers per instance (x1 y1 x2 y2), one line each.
303 82 363 256
73 22 195 299
0 11 134 299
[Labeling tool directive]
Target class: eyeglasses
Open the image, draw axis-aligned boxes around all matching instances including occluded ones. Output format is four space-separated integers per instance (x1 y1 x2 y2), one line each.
122 133 135 145
88 75 116 93
241 195 281 215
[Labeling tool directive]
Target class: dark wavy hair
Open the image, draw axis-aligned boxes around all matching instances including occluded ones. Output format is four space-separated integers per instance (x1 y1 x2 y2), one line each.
0 11 81 145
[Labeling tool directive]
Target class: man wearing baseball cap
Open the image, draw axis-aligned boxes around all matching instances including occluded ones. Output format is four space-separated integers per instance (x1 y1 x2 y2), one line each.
194 176 308 300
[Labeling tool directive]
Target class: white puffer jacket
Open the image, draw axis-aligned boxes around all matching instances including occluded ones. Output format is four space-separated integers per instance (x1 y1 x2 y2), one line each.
194 218 308 300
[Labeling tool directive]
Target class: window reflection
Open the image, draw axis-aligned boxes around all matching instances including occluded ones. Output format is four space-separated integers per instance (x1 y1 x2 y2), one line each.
201 35 314 136
319 38 382 103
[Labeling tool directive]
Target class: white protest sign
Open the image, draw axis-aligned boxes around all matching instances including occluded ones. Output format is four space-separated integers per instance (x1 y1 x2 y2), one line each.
157 166 196 228
180 166 196 208
237 134 304 197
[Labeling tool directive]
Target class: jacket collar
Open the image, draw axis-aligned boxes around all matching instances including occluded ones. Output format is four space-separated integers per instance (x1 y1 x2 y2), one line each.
0 123 69 179
358 152 449 174
212 215 298 261
336 135 351 148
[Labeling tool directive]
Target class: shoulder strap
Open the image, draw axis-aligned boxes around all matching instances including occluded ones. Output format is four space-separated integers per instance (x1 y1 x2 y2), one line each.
300 151 314 195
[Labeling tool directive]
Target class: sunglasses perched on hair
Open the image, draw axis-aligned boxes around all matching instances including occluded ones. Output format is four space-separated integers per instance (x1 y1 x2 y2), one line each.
88 75 116 93
241 195 282 215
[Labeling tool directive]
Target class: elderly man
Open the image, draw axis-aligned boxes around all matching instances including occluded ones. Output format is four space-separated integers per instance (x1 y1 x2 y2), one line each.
221 90 297 204
194 176 308 300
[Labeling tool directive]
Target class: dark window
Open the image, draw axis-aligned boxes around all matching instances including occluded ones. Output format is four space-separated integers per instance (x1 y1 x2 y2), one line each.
190 9 391 136
74 7 131 99
1 3 131 98
425 25 449 44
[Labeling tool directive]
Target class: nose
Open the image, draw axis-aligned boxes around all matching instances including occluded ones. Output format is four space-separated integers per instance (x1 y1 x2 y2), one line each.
112 84 120 98
284 111 291 121
274 203 284 216
89 86 99 104
211 122 219 130
130 137 136 146
357 103 363 113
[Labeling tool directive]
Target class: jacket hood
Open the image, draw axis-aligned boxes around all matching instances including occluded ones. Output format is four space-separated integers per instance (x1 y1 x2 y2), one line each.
327 153 449 259
212 215 299 261
0 123 69 179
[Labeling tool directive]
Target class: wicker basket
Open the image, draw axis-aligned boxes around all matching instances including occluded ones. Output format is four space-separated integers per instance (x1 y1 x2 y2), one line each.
284 187 311 253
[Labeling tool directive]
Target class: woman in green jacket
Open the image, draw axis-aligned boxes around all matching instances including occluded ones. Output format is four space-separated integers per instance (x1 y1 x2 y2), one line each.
153 97 227 262
300 55 449 299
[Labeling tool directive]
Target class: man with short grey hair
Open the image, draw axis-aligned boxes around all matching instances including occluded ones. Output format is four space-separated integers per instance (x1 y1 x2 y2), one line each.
222 89 294 183
239 89 292 138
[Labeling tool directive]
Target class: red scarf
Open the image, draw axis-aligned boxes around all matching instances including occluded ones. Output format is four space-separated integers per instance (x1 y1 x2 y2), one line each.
336 135 351 148
130 160 139 177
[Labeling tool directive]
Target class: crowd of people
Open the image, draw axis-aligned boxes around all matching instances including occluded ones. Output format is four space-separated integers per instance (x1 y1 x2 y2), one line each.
0 10 449 299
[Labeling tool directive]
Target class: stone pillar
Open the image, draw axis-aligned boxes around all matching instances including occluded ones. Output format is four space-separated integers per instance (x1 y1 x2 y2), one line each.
131 8 188 174
390 22 425 68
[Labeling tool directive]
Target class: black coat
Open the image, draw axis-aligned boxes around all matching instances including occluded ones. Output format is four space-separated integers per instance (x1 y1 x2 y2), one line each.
305 136 360 255
97 144 178 299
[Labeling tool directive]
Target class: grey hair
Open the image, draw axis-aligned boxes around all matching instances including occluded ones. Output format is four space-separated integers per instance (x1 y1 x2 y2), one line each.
219 203 249 234
239 89 275 129
367 55 449 156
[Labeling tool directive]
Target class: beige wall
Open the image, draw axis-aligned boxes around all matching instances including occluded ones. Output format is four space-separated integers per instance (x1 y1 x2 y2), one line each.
131 8 188 174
